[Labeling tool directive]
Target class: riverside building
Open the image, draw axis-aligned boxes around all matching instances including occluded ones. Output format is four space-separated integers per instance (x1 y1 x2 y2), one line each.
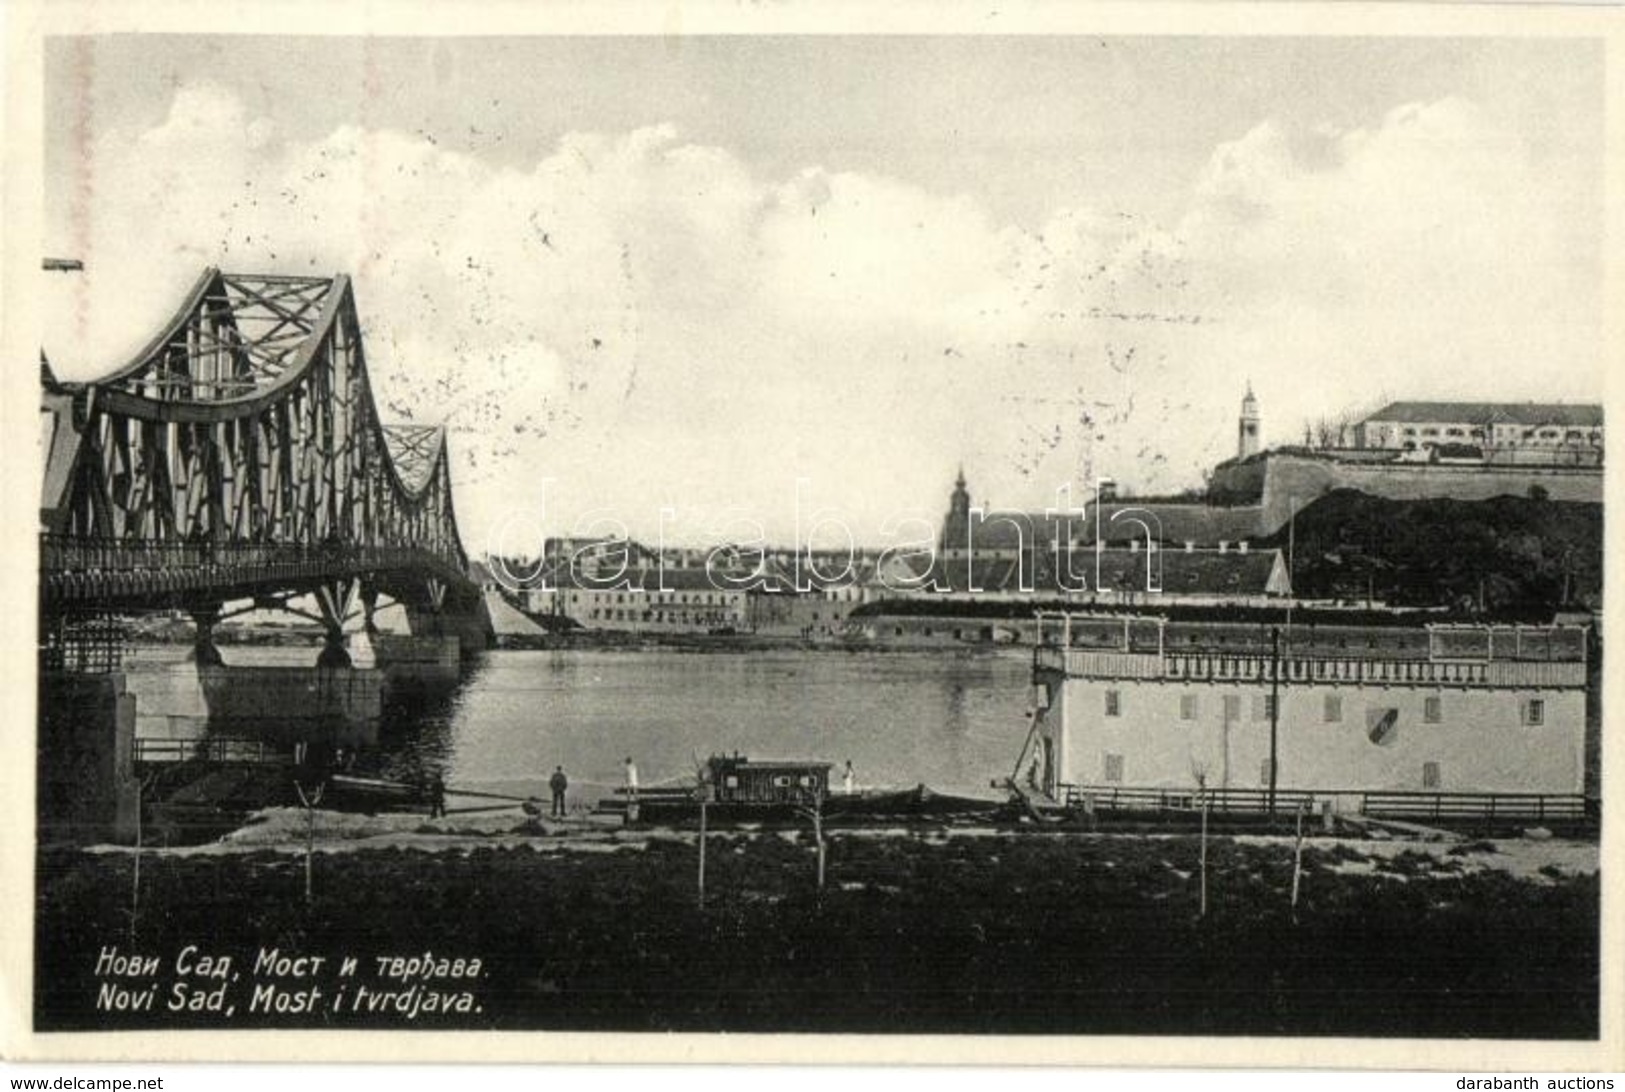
1025 614 1589 808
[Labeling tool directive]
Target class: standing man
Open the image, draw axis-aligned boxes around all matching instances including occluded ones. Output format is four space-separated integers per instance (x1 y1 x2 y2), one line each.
623 756 640 822
842 760 857 796
428 774 447 819
549 765 569 818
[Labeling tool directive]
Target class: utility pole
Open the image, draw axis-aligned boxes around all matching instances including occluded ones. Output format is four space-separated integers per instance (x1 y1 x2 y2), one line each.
697 779 710 910
294 780 324 906
796 787 827 897
1285 496 1296 639
1269 625 1281 820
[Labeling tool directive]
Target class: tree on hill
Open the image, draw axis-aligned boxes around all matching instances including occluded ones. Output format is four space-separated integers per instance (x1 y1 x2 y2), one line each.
1268 490 1601 615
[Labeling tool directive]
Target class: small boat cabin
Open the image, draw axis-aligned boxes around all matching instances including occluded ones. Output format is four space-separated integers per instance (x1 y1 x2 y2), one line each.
705 754 830 805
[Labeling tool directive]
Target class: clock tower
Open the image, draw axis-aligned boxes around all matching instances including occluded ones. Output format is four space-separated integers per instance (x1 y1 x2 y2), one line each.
1238 383 1261 459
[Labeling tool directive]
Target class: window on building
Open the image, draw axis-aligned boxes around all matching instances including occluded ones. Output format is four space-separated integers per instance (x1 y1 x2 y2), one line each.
1525 698 1545 726
1259 758 1274 786
1105 690 1121 717
1324 694 1342 723
1253 694 1275 721
1223 694 1241 722
1423 762 1441 789
1424 696 1442 724
1104 753 1124 783
1180 694 1198 721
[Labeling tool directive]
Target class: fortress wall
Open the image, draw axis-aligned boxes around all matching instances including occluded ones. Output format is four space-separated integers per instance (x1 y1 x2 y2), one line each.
1217 455 1604 534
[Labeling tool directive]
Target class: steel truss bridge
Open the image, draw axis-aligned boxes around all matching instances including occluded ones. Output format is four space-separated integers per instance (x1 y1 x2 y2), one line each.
39 268 492 667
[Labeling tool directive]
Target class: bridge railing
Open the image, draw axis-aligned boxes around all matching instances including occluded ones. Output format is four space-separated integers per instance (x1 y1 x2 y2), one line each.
39 534 471 602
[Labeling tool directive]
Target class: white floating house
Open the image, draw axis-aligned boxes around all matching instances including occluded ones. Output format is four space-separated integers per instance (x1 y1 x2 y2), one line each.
1026 614 1590 804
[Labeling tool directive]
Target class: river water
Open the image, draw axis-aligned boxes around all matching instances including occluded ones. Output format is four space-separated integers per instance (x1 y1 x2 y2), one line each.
125 646 1034 803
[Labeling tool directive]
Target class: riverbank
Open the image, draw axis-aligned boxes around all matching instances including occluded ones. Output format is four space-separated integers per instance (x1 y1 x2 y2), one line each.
35 814 1598 1037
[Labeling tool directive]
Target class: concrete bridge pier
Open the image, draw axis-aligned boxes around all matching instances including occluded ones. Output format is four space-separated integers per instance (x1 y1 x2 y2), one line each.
195 665 383 748
316 627 352 669
314 578 357 668
360 582 382 636
405 599 495 660
38 672 139 844
370 632 462 689
190 606 225 667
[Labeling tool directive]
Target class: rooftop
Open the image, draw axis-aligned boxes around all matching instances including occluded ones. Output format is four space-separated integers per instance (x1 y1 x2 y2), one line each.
1363 401 1603 428
923 547 1284 597
954 503 1263 550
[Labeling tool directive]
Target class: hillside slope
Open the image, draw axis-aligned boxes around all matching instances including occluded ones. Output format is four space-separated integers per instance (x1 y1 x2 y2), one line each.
1266 489 1601 614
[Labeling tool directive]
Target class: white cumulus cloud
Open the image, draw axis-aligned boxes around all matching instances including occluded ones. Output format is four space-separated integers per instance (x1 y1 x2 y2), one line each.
43 84 1601 544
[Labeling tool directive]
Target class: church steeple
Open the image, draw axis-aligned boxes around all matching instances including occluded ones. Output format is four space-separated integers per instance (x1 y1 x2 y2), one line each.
1238 383 1261 458
943 467 972 552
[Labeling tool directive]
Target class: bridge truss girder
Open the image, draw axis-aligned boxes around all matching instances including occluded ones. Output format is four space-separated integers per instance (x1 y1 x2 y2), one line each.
39 269 486 636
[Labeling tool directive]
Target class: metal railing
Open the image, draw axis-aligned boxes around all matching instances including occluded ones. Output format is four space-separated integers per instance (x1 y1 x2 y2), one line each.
39 614 127 673
1361 791 1587 822
133 737 291 766
39 534 472 602
1061 784 1319 815
1058 782 1589 822
1033 646 1587 688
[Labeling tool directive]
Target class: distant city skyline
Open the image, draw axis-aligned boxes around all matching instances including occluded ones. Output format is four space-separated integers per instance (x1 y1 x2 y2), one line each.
41 34 1605 546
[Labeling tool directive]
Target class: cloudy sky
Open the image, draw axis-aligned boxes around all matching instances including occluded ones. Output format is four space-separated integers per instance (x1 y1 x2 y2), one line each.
41 34 1605 548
